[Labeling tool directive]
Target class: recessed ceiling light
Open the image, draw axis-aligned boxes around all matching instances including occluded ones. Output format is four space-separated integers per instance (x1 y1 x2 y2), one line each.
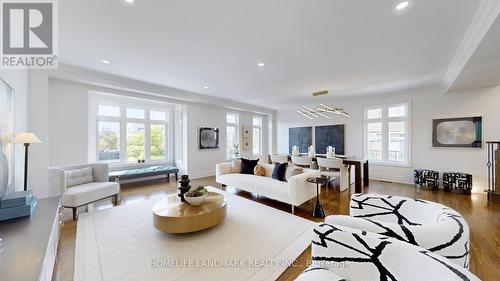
395 1 409 10
101 59 111 64
124 0 134 3
257 62 265 67
203 86 209 89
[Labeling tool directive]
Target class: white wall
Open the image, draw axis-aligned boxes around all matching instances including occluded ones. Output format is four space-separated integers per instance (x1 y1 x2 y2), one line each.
276 86 500 192
186 103 268 178
0 69 28 193
27 70 52 198
49 79 88 166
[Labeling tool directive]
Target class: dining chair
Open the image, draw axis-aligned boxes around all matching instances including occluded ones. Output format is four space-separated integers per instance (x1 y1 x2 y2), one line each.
291 155 315 168
270 154 289 164
317 157 349 192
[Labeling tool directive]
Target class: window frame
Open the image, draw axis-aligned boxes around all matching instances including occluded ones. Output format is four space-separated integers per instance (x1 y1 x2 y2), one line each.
92 95 171 166
252 115 263 156
226 112 240 160
363 102 411 167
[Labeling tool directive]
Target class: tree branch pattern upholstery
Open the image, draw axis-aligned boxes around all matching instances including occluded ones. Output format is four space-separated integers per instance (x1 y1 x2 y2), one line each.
325 194 470 268
296 223 479 281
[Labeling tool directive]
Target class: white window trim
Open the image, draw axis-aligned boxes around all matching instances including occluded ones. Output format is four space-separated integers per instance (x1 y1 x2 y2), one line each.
89 92 174 166
363 102 411 167
226 112 240 160
252 115 263 156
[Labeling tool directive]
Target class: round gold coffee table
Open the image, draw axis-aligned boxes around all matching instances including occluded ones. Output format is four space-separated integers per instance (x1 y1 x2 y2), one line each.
152 192 227 233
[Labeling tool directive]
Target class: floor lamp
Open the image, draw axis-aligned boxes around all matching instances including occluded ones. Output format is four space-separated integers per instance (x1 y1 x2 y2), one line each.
13 133 42 191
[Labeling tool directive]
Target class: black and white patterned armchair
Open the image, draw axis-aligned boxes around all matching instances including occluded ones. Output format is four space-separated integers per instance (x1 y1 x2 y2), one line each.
295 224 479 281
325 194 470 268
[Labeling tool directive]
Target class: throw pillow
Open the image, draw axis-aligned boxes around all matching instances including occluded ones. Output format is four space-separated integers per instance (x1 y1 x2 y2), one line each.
231 159 241 173
285 165 303 181
66 167 94 188
272 162 288 181
254 164 266 176
240 158 259 174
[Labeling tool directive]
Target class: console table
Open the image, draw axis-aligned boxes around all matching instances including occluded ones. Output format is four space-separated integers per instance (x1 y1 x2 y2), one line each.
0 196 61 281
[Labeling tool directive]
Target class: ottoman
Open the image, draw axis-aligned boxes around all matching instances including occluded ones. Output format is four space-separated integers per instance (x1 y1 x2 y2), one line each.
414 169 439 189
443 172 472 194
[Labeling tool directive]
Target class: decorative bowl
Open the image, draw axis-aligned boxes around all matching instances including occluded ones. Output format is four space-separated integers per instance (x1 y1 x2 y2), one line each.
184 193 208 206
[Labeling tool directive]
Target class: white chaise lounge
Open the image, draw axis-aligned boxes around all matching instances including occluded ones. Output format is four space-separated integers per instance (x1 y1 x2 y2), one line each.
216 161 320 214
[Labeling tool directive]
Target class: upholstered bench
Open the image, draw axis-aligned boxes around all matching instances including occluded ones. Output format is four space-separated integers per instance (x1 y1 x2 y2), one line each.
109 165 179 183
443 172 472 194
413 169 439 189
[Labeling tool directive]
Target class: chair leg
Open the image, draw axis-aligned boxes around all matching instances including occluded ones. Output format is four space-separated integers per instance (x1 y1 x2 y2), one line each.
72 207 77 221
112 194 120 206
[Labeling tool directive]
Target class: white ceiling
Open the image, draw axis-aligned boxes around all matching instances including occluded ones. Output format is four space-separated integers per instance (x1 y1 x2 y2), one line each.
59 0 483 109
450 14 500 91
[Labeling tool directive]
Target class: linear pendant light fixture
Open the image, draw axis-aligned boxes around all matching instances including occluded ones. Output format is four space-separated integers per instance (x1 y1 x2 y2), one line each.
297 104 350 119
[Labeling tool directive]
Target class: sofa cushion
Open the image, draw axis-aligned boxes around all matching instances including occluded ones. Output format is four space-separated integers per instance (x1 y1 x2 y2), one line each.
285 165 303 182
217 173 289 203
254 164 266 176
231 159 241 173
240 158 259 174
62 182 119 207
66 167 94 188
272 162 288 181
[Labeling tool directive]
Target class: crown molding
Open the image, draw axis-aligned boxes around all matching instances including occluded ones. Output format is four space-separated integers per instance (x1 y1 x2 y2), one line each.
442 0 500 91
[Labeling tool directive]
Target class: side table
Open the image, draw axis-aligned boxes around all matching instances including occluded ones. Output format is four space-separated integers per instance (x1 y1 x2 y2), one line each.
306 176 328 218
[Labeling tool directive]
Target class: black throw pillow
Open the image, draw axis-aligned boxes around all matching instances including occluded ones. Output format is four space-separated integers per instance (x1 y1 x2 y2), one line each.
272 162 288 182
240 158 259 174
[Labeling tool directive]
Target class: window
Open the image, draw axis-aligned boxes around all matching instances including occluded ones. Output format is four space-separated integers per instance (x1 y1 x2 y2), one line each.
252 116 262 156
95 102 168 164
98 121 120 161
126 123 145 162
364 103 410 165
226 112 239 159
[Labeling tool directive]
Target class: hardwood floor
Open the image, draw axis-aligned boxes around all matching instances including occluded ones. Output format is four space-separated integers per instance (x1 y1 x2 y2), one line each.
52 177 500 281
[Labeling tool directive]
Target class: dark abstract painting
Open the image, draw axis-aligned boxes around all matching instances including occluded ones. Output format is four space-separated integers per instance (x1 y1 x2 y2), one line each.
289 127 312 154
315 125 345 155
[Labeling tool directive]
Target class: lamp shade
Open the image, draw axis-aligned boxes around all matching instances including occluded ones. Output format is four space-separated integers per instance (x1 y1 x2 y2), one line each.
12 133 42 144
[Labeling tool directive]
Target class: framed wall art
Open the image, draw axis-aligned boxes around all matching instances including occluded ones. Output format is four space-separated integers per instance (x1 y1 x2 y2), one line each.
432 116 482 148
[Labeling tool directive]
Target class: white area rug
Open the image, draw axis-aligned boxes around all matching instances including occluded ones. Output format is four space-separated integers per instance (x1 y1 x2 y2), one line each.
75 187 316 281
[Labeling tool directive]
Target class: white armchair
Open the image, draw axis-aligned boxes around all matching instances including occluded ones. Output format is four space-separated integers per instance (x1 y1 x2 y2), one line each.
296 223 479 281
49 163 120 220
325 193 470 268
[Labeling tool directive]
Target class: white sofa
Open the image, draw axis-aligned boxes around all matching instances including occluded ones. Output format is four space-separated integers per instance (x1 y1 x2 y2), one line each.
49 163 120 220
326 193 470 268
216 162 320 213
296 223 479 281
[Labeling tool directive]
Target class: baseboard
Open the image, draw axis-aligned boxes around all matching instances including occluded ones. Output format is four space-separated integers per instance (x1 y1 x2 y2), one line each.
188 169 216 179
369 173 414 186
